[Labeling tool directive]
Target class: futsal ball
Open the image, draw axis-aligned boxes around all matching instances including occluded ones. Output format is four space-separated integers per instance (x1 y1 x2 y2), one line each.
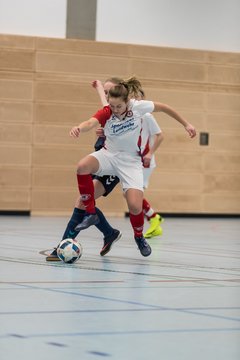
57 238 83 264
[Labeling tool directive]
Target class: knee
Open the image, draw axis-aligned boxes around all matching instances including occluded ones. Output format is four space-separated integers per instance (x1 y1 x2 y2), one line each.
128 204 141 215
76 166 82 175
76 161 85 175
76 156 98 175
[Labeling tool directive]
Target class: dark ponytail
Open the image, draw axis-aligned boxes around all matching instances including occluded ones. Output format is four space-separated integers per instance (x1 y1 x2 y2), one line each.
108 76 144 102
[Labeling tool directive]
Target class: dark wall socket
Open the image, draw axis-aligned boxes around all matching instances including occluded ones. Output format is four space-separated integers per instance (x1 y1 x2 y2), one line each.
200 132 209 146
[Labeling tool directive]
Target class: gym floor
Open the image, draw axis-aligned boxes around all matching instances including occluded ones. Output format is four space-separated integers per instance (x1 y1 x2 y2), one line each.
0 215 240 360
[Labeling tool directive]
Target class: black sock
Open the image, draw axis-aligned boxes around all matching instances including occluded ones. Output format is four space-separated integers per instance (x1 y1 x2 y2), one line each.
94 207 114 238
62 208 85 240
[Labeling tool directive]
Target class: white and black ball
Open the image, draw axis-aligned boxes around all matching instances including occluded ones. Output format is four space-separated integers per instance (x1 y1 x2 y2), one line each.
57 238 83 264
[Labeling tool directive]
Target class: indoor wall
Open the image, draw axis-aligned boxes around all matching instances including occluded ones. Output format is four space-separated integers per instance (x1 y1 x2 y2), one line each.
0 34 239 215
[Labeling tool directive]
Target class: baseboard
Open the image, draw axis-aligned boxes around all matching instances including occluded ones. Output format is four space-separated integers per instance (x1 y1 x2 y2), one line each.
0 210 30 216
125 212 240 218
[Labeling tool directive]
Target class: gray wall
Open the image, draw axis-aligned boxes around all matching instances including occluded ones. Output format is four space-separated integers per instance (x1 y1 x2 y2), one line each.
0 0 239 52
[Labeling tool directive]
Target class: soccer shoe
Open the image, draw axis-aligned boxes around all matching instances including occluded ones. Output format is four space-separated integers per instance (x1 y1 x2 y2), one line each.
100 229 122 256
75 213 100 231
46 248 61 262
135 236 152 257
144 225 163 238
144 214 163 238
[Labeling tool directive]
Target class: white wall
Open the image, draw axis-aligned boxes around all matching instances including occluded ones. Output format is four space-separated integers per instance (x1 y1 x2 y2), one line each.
0 0 239 52
96 0 240 52
0 0 67 38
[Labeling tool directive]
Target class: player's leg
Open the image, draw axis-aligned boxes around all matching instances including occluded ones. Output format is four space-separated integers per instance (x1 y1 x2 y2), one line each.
45 203 86 261
143 198 164 238
117 157 151 257
76 150 119 231
62 178 116 239
46 178 121 261
142 167 164 238
46 155 100 262
125 188 151 257
93 176 122 256
75 155 101 230
63 177 118 240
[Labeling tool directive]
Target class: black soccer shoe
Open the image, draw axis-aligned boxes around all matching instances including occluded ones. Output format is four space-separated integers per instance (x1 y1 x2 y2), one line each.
75 213 100 231
135 236 152 257
100 229 122 256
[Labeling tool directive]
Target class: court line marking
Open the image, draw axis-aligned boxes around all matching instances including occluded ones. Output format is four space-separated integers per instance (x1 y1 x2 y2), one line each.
0 256 240 285
0 278 240 284
0 306 240 316
1 327 239 340
3 282 240 323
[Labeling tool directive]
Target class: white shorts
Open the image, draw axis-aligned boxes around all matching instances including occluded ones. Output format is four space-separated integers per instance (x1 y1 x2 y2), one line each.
90 148 144 192
143 167 155 189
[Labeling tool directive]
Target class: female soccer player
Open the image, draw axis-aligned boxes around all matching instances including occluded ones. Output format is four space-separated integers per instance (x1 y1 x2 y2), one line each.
46 77 163 261
93 78 164 238
71 78 196 257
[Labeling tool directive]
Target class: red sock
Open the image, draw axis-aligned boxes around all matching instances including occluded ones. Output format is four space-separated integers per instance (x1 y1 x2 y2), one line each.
142 198 156 220
142 198 151 213
129 212 144 237
76 174 95 213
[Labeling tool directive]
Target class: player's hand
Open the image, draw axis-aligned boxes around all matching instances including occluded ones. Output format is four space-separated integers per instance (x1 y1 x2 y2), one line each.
96 127 105 137
70 126 81 137
185 124 196 138
91 80 101 89
143 154 151 168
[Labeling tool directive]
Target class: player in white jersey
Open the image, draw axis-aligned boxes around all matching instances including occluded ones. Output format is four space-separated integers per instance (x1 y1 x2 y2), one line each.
70 78 196 257
94 78 164 238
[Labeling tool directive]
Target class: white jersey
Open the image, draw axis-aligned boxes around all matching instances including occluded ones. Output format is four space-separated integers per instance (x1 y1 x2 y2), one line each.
141 113 162 168
93 99 154 155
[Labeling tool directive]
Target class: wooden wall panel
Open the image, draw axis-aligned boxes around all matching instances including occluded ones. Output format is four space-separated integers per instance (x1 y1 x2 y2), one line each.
208 93 240 111
208 65 240 85
0 49 35 72
132 59 207 82
204 154 240 172
32 146 90 167
203 194 240 213
0 189 30 210
36 52 131 77
35 103 97 125
143 189 202 213
129 45 206 63
0 35 35 49
0 39 33 212
204 174 240 192
36 37 129 57
33 125 96 146
0 123 31 143
0 166 31 186
0 145 31 165
31 189 78 214
0 34 239 215
0 101 32 123
0 79 33 100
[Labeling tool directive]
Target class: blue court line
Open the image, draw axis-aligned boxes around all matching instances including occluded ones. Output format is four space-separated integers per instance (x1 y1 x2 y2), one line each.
5 282 240 323
1 306 240 316
1 327 240 340
1 256 239 283
87 350 110 357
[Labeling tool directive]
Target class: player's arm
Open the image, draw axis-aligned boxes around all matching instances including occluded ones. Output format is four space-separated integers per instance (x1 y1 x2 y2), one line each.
153 102 196 138
149 132 164 155
70 117 99 138
143 132 163 167
92 80 108 107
